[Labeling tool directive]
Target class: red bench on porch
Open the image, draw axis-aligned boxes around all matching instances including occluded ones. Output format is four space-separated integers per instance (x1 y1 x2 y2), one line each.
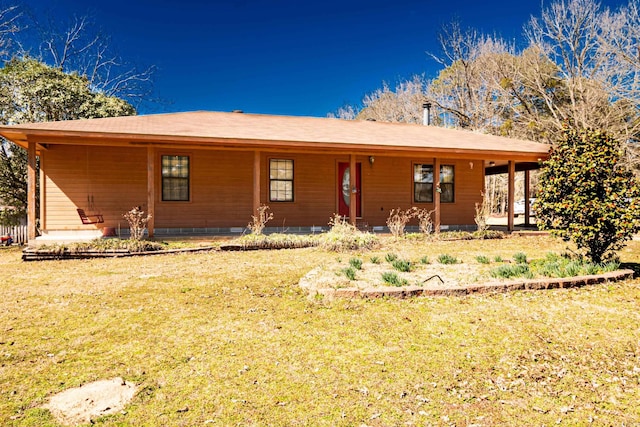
77 208 104 225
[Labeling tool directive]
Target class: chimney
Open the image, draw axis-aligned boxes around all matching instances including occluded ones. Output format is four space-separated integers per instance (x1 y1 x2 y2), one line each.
422 103 431 126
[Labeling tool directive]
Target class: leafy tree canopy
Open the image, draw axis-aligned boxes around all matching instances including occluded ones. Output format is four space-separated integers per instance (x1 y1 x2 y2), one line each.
0 57 135 224
535 127 640 263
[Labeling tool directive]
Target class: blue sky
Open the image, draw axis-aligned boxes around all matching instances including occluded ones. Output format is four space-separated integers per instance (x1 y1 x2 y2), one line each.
26 0 630 117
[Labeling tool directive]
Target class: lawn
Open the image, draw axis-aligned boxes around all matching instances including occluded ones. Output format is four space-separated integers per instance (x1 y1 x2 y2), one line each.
1 235 639 426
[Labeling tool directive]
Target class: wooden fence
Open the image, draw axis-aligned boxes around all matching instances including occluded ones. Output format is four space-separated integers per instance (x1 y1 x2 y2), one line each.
0 225 27 245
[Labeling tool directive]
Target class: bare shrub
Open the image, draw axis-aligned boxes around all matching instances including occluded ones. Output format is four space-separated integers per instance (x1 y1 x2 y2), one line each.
248 205 274 235
474 193 491 232
320 214 378 251
386 208 417 237
123 206 151 241
415 207 436 235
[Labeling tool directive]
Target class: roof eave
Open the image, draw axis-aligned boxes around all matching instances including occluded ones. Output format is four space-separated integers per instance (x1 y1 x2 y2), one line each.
0 127 549 162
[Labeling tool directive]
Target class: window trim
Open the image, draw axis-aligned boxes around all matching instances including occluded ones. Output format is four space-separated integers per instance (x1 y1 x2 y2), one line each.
412 163 455 204
439 164 455 203
269 158 294 202
413 163 434 203
161 154 191 202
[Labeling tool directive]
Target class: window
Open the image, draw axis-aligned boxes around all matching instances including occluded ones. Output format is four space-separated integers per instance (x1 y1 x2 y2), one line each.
162 155 189 201
413 164 455 203
414 164 433 203
440 165 455 203
270 159 293 202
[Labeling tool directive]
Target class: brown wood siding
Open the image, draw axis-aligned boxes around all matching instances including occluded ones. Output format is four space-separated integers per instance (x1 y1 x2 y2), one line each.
439 159 484 226
260 153 337 227
44 145 147 229
360 157 483 227
155 150 253 228
43 147 484 231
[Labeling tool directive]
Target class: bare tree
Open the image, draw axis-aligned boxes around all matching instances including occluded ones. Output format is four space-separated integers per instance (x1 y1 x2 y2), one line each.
0 4 21 58
328 104 358 120
524 0 639 145
424 22 527 134
23 11 156 108
356 75 428 123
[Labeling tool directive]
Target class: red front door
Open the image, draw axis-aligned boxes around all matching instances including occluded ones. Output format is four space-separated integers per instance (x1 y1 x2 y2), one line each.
338 162 361 218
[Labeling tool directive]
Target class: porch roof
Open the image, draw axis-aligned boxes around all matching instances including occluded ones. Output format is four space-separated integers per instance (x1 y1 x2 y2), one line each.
0 111 549 161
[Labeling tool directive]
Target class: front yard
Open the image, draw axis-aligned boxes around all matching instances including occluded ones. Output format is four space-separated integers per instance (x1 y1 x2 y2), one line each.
1 235 639 426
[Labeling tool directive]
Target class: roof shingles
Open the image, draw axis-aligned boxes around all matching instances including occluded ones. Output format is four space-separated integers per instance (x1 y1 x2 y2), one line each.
0 111 549 157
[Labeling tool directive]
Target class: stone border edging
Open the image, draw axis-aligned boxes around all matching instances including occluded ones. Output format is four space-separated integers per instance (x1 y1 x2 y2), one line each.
22 246 217 261
311 269 635 299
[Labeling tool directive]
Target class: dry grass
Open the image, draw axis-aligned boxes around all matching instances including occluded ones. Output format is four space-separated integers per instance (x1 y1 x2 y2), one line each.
1 235 639 426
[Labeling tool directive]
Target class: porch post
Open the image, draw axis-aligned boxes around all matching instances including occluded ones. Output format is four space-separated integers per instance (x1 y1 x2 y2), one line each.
27 140 37 242
524 169 531 227
147 147 155 238
253 151 261 214
349 154 356 225
507 160 515 232
39 150 46 232
434 158 441 233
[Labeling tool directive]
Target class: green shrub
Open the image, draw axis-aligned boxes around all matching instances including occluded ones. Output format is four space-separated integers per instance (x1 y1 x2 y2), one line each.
490 263 531 279
385 253 398 263
536 128 640 263
419 255 429 264
370 256 381 264
437 254 459 264
513 252 528 264
602 261 620 273
524 253 620 279
342 267 357 281
381 271 408 287
391 259 412 272
493 255 504 263
475 255 490 264
349 258 363 270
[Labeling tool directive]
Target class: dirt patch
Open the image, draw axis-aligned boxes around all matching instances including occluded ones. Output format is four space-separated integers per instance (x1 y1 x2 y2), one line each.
42 377 137 426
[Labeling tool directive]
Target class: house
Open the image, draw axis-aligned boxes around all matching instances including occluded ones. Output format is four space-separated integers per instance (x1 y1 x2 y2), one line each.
0 111 549 243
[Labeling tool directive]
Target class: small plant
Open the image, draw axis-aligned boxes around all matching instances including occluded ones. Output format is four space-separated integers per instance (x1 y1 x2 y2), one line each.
437 254 459 264
391 258 412 272
381 271 408 287
349 257 363 270
490 263 532 279
320 214 379 251
247 205 274 235
123 206 152 241
415 207 435 235
493 255 504 263
386 208 415 238
513 252 528 264
419 255 429 264
474 192 491 232
370 256 381 264
342 267 357 281
475 255 490 264
385 253 398 263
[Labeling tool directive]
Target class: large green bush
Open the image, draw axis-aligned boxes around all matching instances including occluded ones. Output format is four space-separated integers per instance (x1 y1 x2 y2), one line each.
535 128 640 263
